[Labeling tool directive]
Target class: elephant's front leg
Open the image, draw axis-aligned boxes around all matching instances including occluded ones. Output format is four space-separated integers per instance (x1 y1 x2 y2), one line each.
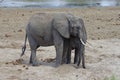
62 39 70 64
74 48 79 64
77 44 85 68
81 45 86 68
53 30 64 67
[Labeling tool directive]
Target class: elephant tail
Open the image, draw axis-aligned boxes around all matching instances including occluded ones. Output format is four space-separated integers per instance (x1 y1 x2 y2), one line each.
21 33 27 57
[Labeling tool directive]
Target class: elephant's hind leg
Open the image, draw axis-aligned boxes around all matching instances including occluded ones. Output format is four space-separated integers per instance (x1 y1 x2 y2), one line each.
30 49 38 66
27 34 39 66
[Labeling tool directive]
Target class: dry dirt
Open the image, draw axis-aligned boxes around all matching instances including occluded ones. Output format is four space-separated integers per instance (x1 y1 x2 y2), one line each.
0 7 120 80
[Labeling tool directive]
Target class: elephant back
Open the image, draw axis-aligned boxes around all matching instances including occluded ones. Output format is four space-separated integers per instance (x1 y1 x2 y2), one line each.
28 13 54 35
28 12 71 39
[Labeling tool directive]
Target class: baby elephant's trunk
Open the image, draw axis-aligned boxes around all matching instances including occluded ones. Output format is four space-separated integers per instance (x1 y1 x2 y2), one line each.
21 34 27 57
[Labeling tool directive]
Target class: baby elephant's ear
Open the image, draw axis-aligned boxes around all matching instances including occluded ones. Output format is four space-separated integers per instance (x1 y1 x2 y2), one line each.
79 18 87 44
53 16 70 38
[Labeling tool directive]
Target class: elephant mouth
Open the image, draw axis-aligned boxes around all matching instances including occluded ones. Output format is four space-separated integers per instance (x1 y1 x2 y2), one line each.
70 33 79 37
70 34 86 46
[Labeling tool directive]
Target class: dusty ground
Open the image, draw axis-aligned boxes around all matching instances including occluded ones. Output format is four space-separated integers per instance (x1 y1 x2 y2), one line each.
0 7 120 80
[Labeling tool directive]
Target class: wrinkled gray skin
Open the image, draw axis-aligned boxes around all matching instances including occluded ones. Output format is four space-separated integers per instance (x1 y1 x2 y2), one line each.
63 18 87 68
21 13 85 67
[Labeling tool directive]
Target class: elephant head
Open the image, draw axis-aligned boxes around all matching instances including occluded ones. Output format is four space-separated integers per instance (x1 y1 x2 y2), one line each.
67 16 87 45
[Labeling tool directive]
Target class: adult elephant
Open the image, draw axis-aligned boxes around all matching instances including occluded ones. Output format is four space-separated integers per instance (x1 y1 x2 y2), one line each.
21 12 85 67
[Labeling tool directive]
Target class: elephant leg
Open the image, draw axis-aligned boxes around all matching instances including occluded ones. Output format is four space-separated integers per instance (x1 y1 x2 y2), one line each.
62 39 70 64
82 45 86 68
77 49 82 67
74 48 79 64
53 30 64 67
30 49 39 66
77 44 85 68
66 46 72 64
27 33 39 66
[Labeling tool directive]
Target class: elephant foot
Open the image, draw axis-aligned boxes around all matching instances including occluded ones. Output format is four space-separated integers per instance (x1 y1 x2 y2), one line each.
74 61 77 64
61 59 67 64
30 60 39 66
82 65 86 69
55 64 61 67
83 66 86 69
66 60 71 64
54 62 62 67
77 63 86 69
32 62 39 66
29 59 33 64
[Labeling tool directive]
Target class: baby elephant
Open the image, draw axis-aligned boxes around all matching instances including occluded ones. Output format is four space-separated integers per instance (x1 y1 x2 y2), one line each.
67 37 86 68
62 18 87 68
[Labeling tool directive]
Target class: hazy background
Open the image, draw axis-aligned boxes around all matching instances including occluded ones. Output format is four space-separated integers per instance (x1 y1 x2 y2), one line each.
0 0 120 8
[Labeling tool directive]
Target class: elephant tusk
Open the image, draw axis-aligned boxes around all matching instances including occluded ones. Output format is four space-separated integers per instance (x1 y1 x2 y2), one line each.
80 39 86 46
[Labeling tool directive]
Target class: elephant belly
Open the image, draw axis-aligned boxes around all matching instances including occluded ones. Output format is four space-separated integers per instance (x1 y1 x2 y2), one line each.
36 35 54 46
29 18 54 46
37 39 54 46
31 30 54 46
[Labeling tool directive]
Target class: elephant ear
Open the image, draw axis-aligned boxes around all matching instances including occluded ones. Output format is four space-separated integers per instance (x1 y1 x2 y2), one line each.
79 18 87 44
52 15 70 38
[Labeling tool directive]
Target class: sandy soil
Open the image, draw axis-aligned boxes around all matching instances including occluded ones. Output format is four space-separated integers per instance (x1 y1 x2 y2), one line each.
0 7 120 80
